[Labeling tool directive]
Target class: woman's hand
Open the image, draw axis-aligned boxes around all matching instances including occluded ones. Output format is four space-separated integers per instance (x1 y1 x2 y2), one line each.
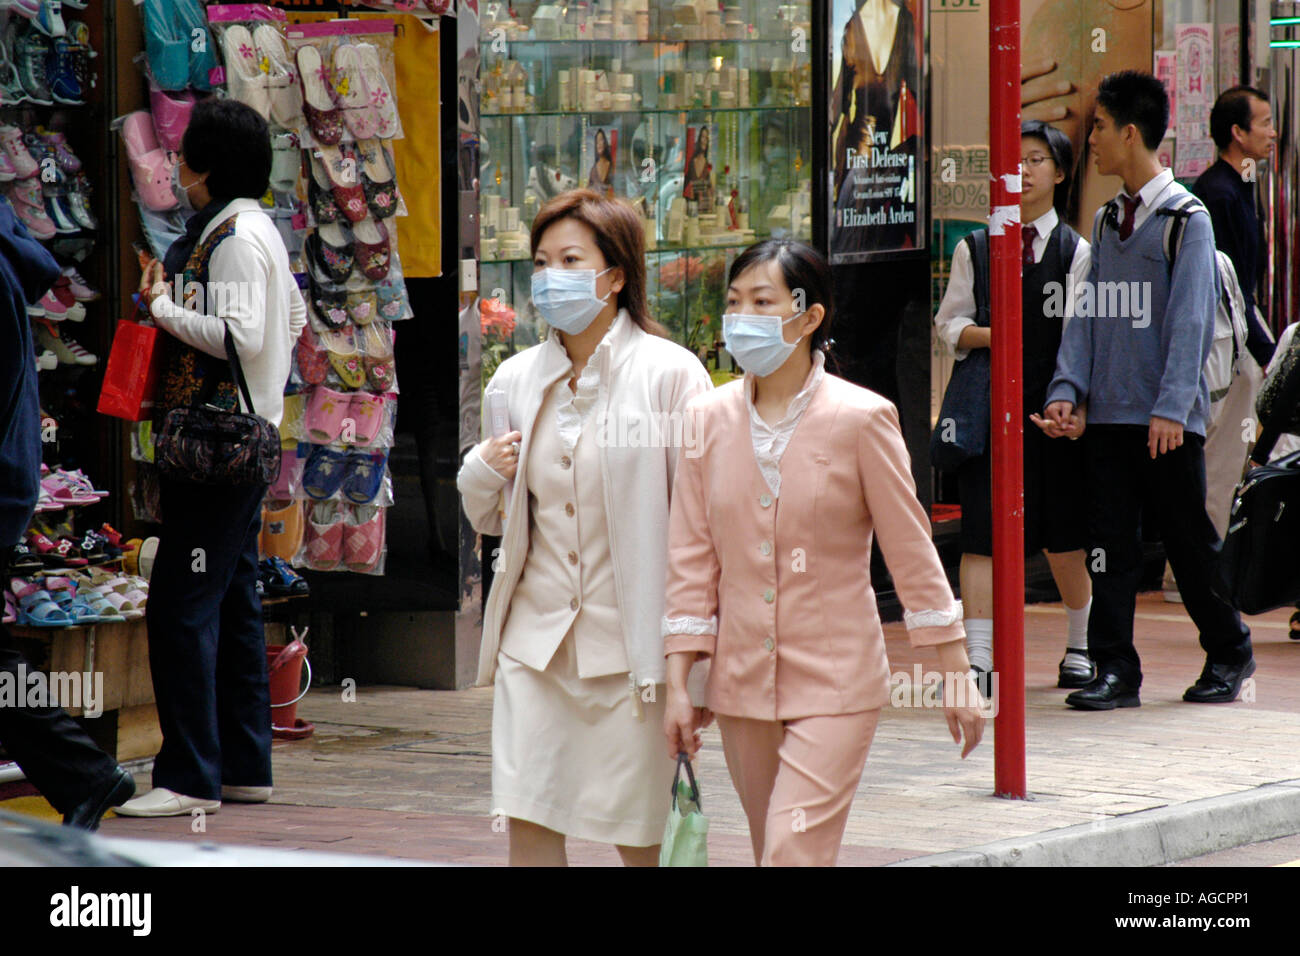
478 430 522 481
944 672 986 759
1030 404 1084 440
138 259 167 312
1021 58 1072 123
663 685 710 758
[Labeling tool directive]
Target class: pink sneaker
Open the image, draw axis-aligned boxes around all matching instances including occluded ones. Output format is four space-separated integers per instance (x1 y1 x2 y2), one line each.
61 265 99 301
0 125 38 178
36 289 68 319
12 196 56 239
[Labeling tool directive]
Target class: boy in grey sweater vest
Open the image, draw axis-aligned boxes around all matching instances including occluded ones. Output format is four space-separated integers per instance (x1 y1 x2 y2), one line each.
1043 71 1254 709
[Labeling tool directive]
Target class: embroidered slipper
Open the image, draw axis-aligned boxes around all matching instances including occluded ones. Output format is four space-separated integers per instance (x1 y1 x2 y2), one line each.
253 24 303 131
329 351 367 391
357 43 400 139
331 43 381 140
303 500 344 570
314 146 368 223
347 391 385 446
222 24 272 120
357 139 399 219
307 268 351 329
352 218 391 280
346 291 378 326
305 386 352 443
376 278 409 321
296 323 330 385
341 450 389 505
301 446 352 500
343 503 385 573
296 44 344 145
308 175 343 225
307 224 354 283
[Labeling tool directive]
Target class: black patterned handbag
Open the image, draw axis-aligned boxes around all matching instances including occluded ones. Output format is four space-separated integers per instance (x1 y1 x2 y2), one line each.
154 326 281 487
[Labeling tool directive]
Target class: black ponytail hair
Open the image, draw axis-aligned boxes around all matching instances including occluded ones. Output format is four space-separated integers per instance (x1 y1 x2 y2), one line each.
727 239 835 355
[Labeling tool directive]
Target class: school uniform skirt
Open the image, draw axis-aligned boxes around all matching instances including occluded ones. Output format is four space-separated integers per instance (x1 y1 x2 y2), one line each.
491 630 675 847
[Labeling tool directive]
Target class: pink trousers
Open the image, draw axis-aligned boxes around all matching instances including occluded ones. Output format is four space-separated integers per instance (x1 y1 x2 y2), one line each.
715 709 880 867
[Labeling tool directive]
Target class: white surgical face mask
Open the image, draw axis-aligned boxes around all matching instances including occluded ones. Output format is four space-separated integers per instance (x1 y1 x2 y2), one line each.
531 266 613 334
171 161 200 212
722 310 806 377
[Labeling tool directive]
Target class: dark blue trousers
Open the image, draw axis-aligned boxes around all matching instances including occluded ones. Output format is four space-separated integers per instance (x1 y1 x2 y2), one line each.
1084 425 1252 686
146 477 271 800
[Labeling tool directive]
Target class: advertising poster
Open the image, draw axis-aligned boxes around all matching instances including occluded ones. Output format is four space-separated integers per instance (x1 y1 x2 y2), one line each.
1175 23 1214 180
1154 50 1177 137
682 123 715 213
829 0 925 262
585 124 617 198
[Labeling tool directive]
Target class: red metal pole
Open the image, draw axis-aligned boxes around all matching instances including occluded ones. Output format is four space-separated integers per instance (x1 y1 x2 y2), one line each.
988 0 1026 798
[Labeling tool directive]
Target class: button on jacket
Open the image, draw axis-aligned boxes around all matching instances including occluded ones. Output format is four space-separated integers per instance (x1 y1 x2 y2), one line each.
662 371 965 721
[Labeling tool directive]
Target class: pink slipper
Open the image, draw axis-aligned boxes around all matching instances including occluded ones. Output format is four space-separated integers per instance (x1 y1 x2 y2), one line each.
347 392 385 446
303 501 344 571
121 111 177 211
268 444 306 499
304 386 352 443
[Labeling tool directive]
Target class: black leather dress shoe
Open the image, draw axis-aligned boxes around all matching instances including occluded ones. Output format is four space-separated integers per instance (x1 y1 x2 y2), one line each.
1057 652 1096 689
1183 658 1256 703
63 766 136 831
1065 672 1140 710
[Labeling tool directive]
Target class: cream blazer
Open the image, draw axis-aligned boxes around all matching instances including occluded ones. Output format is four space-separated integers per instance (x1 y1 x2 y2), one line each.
662 373 965 720
458 310 713 693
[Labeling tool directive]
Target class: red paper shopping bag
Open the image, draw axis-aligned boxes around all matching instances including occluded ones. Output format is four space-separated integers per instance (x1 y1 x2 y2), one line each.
97 319 163 421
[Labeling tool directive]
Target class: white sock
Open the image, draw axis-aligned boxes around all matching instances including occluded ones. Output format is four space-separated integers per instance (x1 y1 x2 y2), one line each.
965 618 993 672
1065 599 1090 652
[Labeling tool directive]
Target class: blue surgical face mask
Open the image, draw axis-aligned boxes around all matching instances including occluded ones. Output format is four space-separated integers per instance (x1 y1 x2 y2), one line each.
722 310 806 377
531 266 613 334
171 161 200 212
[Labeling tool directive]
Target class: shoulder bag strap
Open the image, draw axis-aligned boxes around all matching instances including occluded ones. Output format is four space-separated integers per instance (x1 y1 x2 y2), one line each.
221 324 258 417
968 229 991 328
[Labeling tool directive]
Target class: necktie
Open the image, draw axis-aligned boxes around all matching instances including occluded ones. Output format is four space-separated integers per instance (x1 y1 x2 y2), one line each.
1118 193 1140 240
1022 225 1037 267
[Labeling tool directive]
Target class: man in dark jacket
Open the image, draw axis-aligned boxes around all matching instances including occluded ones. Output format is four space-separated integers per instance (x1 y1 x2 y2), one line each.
1193 86 1277 367
0 197 135 829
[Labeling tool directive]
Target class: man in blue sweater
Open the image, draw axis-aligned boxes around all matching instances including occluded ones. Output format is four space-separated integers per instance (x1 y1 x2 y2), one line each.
0 197 135 827
1043 71 1255 709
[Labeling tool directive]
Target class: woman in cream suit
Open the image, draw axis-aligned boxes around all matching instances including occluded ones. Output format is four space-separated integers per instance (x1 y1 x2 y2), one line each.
458 189 711 866
662 239 984 866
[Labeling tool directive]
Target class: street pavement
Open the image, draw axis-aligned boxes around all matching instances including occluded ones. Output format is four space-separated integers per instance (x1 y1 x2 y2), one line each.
5 593 1299 865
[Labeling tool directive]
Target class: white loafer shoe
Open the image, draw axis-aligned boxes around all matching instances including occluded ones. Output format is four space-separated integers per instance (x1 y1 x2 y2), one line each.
221 785 271 803
113 787 220 817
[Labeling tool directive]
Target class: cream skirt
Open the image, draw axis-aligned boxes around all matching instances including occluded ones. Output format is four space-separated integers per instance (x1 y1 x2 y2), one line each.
491 632 675 847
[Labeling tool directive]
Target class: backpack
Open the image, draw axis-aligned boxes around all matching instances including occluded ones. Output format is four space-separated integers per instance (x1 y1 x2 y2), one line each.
1096 191 1246 403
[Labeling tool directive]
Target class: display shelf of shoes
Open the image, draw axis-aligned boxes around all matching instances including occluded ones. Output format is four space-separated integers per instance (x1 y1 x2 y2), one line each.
476 0 812 369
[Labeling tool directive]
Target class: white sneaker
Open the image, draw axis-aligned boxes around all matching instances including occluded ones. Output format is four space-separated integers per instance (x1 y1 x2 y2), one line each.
114 787 220 817
221 785 272 803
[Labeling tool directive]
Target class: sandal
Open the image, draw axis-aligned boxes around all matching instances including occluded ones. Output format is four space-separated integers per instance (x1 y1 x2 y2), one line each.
261 555 310 596
296 45 344 145
17 588 72 627
342 450 389 505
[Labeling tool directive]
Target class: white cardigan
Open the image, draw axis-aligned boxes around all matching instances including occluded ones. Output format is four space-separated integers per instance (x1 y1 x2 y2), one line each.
458 309 712 694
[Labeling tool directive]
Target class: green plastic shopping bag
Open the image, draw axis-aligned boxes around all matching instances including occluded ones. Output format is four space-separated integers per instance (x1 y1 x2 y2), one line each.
660 752 708 867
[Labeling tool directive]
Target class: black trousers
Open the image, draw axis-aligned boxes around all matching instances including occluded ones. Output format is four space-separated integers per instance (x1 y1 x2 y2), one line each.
0 555 119 815
1084 425 1252 685
145 477 271 800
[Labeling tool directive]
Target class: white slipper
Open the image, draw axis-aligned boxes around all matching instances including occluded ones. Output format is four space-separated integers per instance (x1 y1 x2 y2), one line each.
357 43 400 139
222 24 272 120
253 24 302 131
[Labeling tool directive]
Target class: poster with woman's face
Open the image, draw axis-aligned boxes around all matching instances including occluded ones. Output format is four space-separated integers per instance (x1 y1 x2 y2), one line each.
829 0 926 262
682 123 715 212
586 125 617 197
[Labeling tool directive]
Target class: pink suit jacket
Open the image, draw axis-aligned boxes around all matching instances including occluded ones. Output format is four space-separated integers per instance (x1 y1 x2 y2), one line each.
662 373 965 721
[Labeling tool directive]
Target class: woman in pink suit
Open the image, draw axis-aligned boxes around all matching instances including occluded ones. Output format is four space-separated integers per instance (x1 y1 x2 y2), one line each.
662 239 985 866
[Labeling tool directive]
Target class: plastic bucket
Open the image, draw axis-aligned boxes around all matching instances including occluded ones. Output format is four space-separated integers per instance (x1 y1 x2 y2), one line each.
266 640 311 733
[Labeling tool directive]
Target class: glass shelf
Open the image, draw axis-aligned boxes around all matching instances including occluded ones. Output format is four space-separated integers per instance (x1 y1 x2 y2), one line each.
482 104 809 118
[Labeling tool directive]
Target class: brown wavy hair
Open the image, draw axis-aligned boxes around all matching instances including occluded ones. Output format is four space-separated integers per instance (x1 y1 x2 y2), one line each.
529 188 667 336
